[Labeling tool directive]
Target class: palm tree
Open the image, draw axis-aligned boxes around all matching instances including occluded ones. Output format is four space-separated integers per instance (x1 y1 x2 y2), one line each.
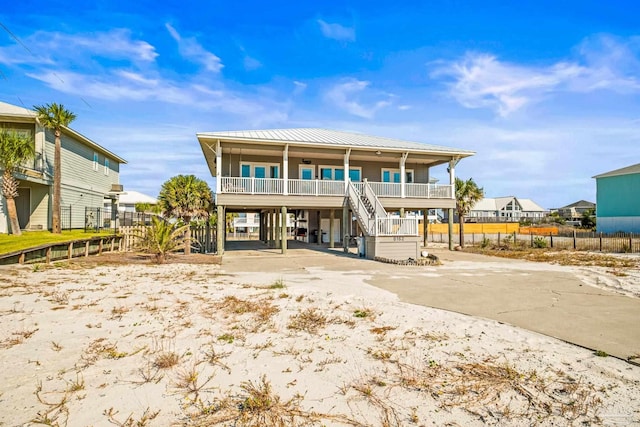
0 129 35 235
135 216 189 264
455 177 484 248
158 175 213 255
33 103 76 234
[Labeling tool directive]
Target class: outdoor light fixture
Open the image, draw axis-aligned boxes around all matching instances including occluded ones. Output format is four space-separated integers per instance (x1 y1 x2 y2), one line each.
302 159 312 164
375 150 382 155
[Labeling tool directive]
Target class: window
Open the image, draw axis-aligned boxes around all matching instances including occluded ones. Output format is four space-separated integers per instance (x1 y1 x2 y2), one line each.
319 166 361 181
381 168 413 183
104 158 110 175
240 162 279 178
93 152 99 171
300 166 314 180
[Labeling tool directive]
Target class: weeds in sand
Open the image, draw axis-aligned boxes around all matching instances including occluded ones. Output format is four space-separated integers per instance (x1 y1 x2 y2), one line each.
269 278 286 289
344 375 401 427
217 333 235 344
154 351 180 369
594 350 608 357
51 341 63 352
278 292 289 299
287 308 327 334
353 309 370 318
184 375 360 426
32 381 69 426
47 290 69 305
1 327 39 349
104 407 160 426
110 305 129 320
295 295 304 303
173 366 214 401
135 362 165 385
201 345 231 372
66 373 85 393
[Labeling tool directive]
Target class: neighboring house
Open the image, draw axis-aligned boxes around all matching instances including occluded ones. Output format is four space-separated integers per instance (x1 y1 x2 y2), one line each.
232 212 295 237
593 163 640 233
0 101 126 233
114 190 157 213
556 200 596 221
197 128 474 259
467 196 546 222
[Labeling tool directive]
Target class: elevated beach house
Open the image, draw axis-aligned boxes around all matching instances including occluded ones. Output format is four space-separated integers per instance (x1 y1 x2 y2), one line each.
197 128 474 259
0 101 126 233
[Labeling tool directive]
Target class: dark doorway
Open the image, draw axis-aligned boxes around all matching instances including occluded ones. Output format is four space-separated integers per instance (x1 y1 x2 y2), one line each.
15 188 30 230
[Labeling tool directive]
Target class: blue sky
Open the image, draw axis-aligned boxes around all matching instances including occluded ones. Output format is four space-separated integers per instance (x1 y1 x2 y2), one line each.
1 0 639 208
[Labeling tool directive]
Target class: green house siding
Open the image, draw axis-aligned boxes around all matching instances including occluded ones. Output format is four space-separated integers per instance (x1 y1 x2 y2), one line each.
596 173 640 217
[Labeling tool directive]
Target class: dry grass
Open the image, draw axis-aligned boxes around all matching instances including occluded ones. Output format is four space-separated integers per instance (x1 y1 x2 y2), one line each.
182 375 361 426
154 351 180 369
468 247 638 268
287 308 327 334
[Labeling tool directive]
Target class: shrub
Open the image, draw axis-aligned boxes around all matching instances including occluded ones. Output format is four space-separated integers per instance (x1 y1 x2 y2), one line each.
532 236 548 248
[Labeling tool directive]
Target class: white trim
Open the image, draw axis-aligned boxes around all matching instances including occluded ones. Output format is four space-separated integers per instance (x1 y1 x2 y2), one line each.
240 161 280 178
381 168 414 183
298 164 315 180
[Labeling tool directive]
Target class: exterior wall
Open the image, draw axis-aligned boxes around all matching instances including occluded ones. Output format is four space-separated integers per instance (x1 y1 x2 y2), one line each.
365 235 421 260
44 129 120 194
226 152 432 183
596 172 640 233
597 217 640 234
596 174 640 217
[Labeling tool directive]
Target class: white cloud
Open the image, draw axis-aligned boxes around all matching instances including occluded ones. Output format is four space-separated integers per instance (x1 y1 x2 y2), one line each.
317 19 355 42
432 35 640 116
165 23 223 72
325 79 391 119
293 81 308 95
0 28 157 66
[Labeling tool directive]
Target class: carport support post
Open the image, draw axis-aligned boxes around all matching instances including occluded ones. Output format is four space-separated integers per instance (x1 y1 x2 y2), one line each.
269 211 275 247
343 205 349 253
216 205 225 255
448 208 454 250
329 209 335 248
275 210 281 249
423 209 429 247
281 206 287 254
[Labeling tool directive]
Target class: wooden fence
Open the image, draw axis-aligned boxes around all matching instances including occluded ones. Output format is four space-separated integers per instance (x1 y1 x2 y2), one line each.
118 225 216 253
0 235 122 265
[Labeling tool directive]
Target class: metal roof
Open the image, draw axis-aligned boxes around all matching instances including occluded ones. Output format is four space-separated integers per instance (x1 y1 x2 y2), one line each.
592 162 640 179
197 128 474 156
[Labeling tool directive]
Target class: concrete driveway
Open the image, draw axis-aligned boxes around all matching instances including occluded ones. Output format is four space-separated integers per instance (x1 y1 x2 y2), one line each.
221 241 640 361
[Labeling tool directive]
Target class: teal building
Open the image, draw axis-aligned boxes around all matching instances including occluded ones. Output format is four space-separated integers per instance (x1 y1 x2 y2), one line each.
593 163 640 233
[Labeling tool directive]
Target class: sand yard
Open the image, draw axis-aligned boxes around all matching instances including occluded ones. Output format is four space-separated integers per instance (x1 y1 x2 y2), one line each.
1 247 639 426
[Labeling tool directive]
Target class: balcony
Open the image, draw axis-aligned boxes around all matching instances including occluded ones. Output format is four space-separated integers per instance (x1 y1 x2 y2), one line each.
219 177 453 199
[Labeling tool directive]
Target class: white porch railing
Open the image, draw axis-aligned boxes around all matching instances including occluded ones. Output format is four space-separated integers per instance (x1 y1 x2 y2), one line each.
374 216 419 236
220 177 453 199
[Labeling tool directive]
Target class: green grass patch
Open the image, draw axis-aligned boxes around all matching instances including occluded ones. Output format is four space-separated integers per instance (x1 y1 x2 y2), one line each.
0 230 115 255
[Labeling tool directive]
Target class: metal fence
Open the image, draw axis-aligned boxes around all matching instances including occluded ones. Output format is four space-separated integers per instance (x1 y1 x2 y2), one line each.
428 230 640 253
61 205 72 231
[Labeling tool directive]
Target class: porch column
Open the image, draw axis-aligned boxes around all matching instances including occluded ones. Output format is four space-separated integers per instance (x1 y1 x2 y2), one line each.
281 206 287 254
400 152 408 198
400 208 405 218
423 209 429 247
344 148 351 191
215 139 222 194
329 209 335 249
448 157 458 251
216 205 225 255
343 204 349 253
283 144 289 195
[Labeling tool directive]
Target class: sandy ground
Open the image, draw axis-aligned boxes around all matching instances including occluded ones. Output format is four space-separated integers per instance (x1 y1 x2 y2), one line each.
0 255 639 426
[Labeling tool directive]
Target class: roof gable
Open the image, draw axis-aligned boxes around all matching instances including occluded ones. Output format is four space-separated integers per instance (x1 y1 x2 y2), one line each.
593 163 640 178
